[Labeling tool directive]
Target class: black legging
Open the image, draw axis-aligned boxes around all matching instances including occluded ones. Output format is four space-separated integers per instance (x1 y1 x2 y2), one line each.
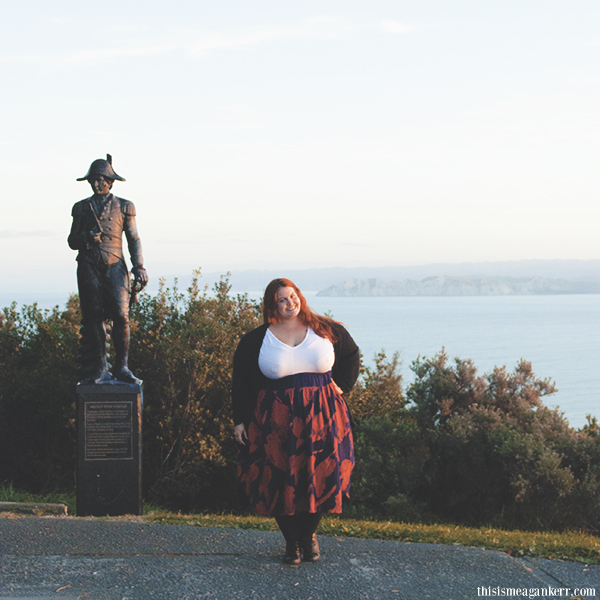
275 513 322 542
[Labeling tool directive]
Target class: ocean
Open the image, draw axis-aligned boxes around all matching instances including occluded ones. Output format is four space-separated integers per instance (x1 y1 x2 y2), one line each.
306 293 599 430
1 291 597 429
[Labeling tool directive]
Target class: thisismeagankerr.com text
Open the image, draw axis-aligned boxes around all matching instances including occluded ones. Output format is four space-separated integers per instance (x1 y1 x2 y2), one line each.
477 586 596 598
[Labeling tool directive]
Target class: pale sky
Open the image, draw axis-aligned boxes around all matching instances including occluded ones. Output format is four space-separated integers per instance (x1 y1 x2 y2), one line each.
2 0 599 293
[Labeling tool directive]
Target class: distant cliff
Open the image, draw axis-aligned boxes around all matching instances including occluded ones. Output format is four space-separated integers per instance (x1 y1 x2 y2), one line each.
316 276 600 297
170 259 600 292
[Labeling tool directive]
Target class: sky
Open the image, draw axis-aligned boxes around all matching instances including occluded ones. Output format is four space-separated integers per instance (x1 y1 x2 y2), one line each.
2 0 600 294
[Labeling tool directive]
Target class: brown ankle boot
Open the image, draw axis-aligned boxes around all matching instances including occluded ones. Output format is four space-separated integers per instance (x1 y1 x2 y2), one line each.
283 540 301 565
276 516 302 565
300 534 320 562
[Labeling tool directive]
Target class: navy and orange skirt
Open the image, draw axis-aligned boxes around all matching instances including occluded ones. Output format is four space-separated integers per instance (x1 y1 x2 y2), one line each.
237 371 354 517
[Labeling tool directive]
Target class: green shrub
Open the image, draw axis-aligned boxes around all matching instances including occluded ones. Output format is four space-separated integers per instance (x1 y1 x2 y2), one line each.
346 350 406 421
0 297 79 491
350 416 432 521
406 350 600 532
1 279 599 533
129 271 260 512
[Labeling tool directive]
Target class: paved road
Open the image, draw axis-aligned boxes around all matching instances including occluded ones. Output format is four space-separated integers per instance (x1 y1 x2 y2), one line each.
0 517 598 600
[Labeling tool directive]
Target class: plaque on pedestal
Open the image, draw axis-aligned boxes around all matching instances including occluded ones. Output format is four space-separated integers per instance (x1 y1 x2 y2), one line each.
76 382 143 516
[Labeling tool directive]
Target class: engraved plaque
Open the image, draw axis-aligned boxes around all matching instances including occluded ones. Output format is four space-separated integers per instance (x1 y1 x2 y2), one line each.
84 401 133 460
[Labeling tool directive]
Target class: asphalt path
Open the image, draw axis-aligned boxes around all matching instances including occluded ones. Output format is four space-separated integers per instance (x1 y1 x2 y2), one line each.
0 517 598 600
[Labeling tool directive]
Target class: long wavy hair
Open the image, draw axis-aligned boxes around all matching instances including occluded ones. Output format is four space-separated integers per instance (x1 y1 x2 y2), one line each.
262 278 339 342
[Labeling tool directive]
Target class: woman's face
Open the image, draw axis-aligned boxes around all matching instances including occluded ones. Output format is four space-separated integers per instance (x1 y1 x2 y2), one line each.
275 286 301 321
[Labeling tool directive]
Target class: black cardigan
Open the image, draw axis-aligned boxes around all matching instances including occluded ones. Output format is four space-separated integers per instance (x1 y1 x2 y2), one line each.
231 322 360 426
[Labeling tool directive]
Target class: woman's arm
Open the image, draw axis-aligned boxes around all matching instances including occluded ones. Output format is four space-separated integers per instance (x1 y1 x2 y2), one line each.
231 325 268 427
331 323 360 394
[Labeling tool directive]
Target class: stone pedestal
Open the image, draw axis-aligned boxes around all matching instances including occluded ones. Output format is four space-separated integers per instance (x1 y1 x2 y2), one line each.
76 381 143 516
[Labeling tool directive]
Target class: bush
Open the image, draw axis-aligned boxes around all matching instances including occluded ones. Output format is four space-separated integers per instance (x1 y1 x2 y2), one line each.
406 350 600 532
1 279 599 532
0 297 80 491
129 271 260 512
346 350 406 422
349 416 432 522
0 272 261 512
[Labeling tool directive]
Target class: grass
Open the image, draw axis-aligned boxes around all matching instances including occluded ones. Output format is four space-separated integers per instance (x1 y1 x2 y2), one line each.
0 481 76 515
2 483 598 564
144 511 600 565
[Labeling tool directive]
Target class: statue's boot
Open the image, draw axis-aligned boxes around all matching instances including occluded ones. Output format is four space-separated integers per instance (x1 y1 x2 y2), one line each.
114 366 141 384
94 366 114 384
112 323 141 384
79 359 113 385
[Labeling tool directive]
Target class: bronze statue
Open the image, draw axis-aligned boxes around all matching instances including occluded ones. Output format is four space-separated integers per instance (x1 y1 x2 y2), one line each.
68 155 148 385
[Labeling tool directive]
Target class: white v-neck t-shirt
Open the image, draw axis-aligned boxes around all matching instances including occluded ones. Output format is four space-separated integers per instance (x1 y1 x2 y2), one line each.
258 328 335 380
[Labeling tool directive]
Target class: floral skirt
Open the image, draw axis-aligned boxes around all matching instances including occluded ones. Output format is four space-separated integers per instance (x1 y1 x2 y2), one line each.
237 371 354 517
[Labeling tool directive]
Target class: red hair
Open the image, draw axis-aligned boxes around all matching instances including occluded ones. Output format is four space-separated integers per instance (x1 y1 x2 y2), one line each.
262 278 338 343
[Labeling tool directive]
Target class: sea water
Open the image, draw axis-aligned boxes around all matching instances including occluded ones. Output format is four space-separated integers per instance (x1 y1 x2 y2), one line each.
307 293 599 430
2 291 598 429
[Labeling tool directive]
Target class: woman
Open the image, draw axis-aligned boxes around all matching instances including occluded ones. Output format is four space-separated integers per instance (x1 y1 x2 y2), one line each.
232 278 360 564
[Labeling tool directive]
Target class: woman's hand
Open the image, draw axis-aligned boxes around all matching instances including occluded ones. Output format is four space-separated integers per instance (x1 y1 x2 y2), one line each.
332 381 344 396
234 423 248 445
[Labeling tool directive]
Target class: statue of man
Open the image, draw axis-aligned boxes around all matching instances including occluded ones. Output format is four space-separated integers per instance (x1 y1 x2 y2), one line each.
68 155 148 384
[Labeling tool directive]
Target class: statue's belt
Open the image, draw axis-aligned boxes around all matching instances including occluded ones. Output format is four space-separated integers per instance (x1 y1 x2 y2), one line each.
99 247 123 260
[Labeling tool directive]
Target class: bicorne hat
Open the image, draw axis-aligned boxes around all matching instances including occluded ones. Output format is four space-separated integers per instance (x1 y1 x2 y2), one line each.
77 154 126 182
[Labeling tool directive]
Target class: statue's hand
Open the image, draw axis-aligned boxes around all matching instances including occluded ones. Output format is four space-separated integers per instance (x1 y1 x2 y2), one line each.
132 265 149 290
85 230 102 246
